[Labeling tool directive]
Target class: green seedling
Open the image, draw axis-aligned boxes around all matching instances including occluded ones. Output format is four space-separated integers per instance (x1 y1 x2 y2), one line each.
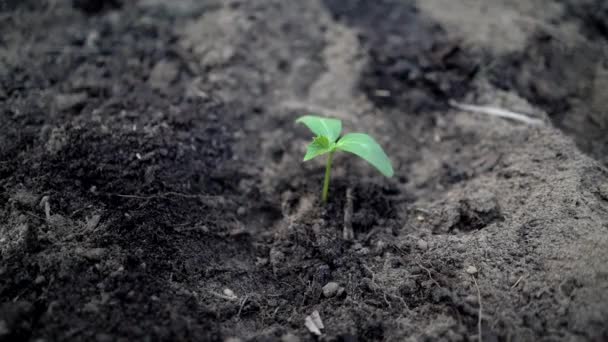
296 115 394 203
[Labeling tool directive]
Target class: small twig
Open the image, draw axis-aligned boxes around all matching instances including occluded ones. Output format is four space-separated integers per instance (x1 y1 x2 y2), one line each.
450 100 545 126
236 295 249 319
472 275 483 342
24 211 45 221
40 196 51 221
416 261 441 288
208 291 238 301
111 192 221 200
343 187 354 241
510 275 523 289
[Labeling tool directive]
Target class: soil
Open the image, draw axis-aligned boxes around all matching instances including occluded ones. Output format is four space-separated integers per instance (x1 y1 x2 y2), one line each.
1 1 607 341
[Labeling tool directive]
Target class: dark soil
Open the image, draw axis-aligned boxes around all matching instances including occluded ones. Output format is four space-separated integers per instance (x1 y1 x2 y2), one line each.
1 1 607 341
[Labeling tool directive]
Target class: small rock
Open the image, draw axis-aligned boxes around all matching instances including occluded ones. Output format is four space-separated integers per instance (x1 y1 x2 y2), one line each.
149 60 179 90
110 266 124 277
598 183 608 201
76 247 107 261
416 239 428 250
55 92 88 112
374 240 387 254
322 282 340 298
83 301 100 313
464 294 478 305
466 266 478 275
85 30 100 48
223 288 237 300
86 214 101 231
224 338 243 342
455 244 467 253
281 333 300 342
34 275 46 285
255 257 268 267
237 207 246 216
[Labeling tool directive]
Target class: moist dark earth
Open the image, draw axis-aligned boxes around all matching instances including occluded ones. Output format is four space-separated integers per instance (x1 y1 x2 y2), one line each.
1 0 608 341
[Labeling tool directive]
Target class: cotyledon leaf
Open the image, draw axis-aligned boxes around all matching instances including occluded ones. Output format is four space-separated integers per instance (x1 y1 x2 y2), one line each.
296 115 342 143
303 135 334 161
336 133 394 177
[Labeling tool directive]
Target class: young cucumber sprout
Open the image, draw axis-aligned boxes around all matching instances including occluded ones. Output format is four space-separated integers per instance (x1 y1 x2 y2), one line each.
296 115 394 203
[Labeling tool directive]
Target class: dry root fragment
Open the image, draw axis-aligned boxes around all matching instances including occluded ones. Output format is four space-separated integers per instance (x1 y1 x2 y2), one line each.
343 188 354 240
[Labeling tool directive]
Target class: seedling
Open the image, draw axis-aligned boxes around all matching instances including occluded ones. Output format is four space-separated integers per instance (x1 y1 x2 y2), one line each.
296 115 394 203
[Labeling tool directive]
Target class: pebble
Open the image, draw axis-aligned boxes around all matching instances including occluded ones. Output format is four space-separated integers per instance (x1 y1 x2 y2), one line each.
55 92 88 112
281 333 300 342
76 247 107 261
34 275 46 285
224 338 243 342
148 60 179 90
416 239 428 250
464 294 478 305
322 282 340 297
466 266 478 275
223 288 237 300
455 244 467 253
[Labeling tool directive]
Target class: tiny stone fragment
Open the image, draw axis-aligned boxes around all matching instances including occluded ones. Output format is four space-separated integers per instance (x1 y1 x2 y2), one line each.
281 333 300 342
223 288 237 300
304 315 322 336
310 310 324 329
76 247 107 261
466 265 478 275
322 282 339 298
416 239 428 250
224 338 243 342
55 92 88 112
34 275 46 285
148 60 179 90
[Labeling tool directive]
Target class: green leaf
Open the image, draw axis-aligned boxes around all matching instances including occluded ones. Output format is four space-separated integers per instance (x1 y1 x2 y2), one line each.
336 133 394 177
303 135 334 161
296 115 342 142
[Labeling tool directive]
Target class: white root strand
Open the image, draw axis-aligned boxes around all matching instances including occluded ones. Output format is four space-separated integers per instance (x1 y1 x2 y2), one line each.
450 100 545 126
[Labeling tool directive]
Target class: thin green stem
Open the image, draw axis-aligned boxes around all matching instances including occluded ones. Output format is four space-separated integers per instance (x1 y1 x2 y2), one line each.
322 151 334 203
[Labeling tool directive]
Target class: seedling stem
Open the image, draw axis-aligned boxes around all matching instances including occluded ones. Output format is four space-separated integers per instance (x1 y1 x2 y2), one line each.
322 151 334 203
